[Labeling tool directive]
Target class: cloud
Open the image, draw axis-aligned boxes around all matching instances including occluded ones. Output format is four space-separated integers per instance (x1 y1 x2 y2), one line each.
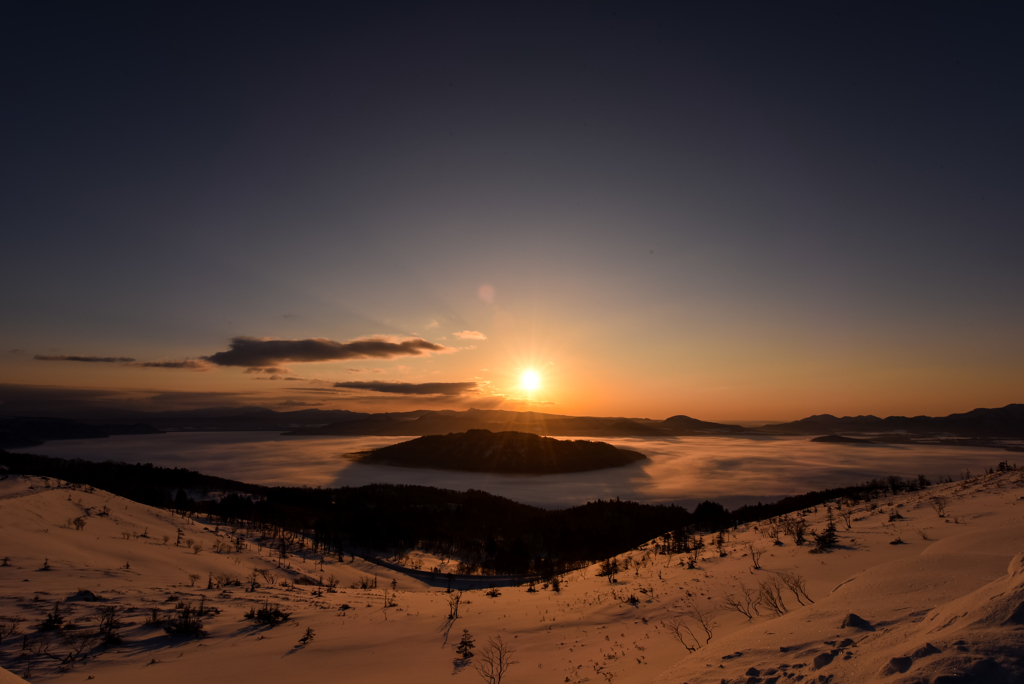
131 360 210 370
244 367 289 374
426 320 439 329
251 374 310 382
35 354 136 363
454 330 487 340
332 381 479 396
0 383 261 416
204 336 454 368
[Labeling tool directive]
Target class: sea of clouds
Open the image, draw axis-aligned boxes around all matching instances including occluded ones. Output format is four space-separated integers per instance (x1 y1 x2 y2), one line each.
18 432 1011 510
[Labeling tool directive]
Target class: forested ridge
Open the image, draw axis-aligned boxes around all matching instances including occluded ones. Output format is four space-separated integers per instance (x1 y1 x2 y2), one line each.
0 450 918 575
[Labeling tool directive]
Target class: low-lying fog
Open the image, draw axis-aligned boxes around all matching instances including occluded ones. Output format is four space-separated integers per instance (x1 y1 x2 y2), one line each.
18 432 1013 509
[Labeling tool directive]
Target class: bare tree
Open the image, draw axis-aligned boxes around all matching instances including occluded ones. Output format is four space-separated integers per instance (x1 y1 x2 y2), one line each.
780 573 813 605
747 543 764 570
930 495 948 518
665 600 717 651
447 591 463 620
757 575 788 617
381 589 396 620
789 517 808 545
325 574 340 593
474 636 518 684
719 583 760 619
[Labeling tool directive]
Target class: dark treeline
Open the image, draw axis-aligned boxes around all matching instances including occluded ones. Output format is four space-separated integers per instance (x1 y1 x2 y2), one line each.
0 451 927 576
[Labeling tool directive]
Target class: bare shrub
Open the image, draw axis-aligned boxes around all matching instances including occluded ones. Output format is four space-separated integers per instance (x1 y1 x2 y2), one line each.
244 599 290 626
930 495 948 518
0 617 22 644
60 628 102 665
97 605 122 643
164 603 204 637
474 636 518 684
255 568 279 586
353 574 377 590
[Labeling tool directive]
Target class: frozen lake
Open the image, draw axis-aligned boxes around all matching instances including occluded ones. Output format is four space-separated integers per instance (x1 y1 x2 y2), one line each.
16 432 1010 509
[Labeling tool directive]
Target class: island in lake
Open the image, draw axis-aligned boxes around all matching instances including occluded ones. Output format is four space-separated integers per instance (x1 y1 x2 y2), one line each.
349 429 647 474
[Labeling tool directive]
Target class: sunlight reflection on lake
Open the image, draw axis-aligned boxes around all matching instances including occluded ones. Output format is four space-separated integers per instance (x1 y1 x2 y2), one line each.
18 432 1009 509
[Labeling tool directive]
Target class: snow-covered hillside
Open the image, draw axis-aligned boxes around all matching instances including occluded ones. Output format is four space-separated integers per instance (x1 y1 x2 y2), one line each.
1 469 1021 683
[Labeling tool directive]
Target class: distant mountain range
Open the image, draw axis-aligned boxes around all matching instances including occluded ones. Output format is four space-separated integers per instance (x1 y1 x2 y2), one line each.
2 404 1022 449
285 408 747 438
760 404 1024 438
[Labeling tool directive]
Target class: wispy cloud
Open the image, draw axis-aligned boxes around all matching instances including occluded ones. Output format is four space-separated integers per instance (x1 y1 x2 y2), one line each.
35 354 136 363
205 336 454 368
332 380 479 396
453 330 487 340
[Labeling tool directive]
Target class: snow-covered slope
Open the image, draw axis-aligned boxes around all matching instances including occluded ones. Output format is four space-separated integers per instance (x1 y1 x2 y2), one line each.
1 469 1021 683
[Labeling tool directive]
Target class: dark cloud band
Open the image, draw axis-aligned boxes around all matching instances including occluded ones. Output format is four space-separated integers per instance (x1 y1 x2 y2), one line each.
205 336 452 367
35 354 136 363
333 381 478 396
132 360 209 370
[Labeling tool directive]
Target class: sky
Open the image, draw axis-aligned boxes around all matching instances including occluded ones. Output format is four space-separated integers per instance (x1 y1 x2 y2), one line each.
1 2 1023 421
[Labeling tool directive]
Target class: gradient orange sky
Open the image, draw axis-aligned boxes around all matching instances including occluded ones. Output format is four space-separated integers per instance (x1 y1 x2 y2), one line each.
2 4 1022 421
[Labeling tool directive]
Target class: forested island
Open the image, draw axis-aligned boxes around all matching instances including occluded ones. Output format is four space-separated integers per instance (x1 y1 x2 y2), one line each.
350 429 647 474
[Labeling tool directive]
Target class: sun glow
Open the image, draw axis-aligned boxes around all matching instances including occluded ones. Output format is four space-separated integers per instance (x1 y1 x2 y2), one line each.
520 369 541 392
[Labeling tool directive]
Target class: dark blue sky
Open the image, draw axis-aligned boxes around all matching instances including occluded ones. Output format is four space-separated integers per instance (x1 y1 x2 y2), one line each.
2 2 1022 419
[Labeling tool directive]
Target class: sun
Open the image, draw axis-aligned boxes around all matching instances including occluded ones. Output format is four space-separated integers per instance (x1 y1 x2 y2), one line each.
520 369 541 392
